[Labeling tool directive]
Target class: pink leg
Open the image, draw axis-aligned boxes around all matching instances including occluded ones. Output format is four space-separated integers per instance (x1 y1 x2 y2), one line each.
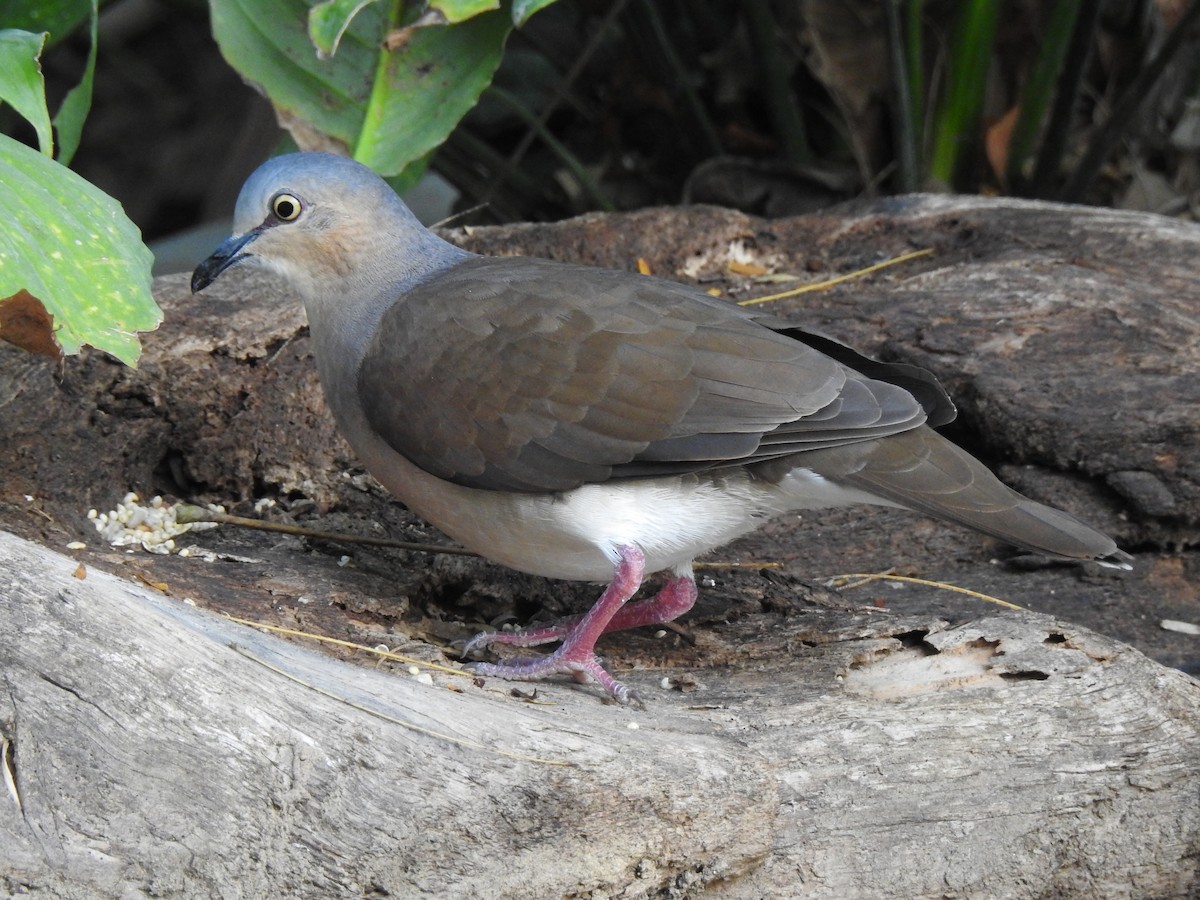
604 573 697 630
467 546 691 704
464 569 697 652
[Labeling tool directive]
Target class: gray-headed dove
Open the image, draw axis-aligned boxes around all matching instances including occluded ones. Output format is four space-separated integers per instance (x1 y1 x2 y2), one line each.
193 152 1129 703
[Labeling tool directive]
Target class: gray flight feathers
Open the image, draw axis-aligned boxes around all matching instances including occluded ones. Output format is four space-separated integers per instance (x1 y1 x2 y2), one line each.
793 428 1128 564
770 327 958 428
359 255 926 492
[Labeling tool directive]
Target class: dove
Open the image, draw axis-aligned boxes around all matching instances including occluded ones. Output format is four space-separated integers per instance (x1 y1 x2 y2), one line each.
193 152 1128 703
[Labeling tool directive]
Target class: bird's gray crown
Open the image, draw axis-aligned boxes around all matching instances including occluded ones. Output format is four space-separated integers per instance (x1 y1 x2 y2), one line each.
231 151 417 235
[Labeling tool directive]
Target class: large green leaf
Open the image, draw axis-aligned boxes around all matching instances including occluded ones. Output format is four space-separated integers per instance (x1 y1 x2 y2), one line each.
0 29 53 156
0 134 160 366
210 0 514 179
0 2 100 165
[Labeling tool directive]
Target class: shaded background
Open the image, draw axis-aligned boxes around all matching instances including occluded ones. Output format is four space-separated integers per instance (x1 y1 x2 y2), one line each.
15 0 1200 270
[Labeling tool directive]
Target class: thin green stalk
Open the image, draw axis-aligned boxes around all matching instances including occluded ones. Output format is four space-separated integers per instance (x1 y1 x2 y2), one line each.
885 0 919 191
1005 0 1084 193
928 0 1000 188
744 0 811 165
906 0 926 168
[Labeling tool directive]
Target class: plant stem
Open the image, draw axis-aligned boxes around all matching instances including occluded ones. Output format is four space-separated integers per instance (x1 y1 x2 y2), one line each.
886 0 920 191
1028 0 1103 197
744 0 811 164
489 86 615 211
1005 0 1084 193
928 0 1000 189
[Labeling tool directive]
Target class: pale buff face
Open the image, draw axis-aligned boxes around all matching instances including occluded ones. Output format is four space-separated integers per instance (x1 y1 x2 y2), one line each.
234 202 357 299
194 151 429 302
226 163 379 298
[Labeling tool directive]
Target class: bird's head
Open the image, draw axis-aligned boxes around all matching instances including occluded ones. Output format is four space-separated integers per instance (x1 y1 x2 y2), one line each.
191 152 441 302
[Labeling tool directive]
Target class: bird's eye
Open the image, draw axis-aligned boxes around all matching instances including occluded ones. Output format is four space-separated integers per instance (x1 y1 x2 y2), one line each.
272 193 302 221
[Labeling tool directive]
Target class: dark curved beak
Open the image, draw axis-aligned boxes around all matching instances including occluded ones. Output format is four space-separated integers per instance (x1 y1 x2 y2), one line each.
191 230 260 293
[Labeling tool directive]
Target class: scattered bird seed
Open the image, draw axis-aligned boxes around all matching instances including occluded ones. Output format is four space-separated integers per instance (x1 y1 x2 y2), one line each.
88 492 224 554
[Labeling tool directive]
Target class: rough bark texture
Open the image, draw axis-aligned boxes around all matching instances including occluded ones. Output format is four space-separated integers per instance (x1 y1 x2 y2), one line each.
1 194 1199 896
3 531 1199 899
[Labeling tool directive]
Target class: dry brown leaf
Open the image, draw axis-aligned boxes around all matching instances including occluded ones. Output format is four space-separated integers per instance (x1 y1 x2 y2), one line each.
0 291 63 363
985 105 1021 185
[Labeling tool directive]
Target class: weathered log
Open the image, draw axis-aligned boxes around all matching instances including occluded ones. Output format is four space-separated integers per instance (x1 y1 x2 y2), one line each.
1 194 1199 896
2 530 1198 898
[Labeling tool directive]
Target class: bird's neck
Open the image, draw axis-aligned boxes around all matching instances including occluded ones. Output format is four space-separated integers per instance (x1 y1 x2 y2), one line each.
304 234 474 431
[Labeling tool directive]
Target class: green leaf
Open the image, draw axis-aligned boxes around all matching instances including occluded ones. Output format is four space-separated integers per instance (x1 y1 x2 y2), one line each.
428 0 500 24
0 133 160 366
510 0 557 25
2 0 92 45
211 0 513 178
0 29 53 156
308 0 380 58
1005 0 1083 191
51 0 98 166
355 8 512 174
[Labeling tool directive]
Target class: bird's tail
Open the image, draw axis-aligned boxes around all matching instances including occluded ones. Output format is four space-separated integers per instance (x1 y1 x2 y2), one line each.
801 426 1131 568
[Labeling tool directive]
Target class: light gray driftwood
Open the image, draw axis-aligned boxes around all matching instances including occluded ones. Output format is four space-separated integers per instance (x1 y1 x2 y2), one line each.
2 529 1197 898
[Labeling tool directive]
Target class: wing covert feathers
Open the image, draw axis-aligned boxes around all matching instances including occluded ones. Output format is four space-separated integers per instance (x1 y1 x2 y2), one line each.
359 256 924 491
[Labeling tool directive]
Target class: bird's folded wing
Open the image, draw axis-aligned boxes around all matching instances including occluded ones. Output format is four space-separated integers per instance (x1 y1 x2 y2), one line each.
764 325 958 427
358 256 927 492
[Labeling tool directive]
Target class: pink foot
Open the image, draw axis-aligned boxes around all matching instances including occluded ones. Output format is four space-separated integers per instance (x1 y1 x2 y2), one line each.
465 548 698 703
463 569 697 652
469 650 640 705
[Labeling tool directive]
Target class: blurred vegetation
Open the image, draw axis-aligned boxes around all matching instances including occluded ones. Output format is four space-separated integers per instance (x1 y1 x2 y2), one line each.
427 0 1200 222
2 0 1200 364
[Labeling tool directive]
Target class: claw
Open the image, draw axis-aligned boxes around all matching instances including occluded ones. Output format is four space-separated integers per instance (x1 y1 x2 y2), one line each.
462 617 581 656
468 651 638 704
